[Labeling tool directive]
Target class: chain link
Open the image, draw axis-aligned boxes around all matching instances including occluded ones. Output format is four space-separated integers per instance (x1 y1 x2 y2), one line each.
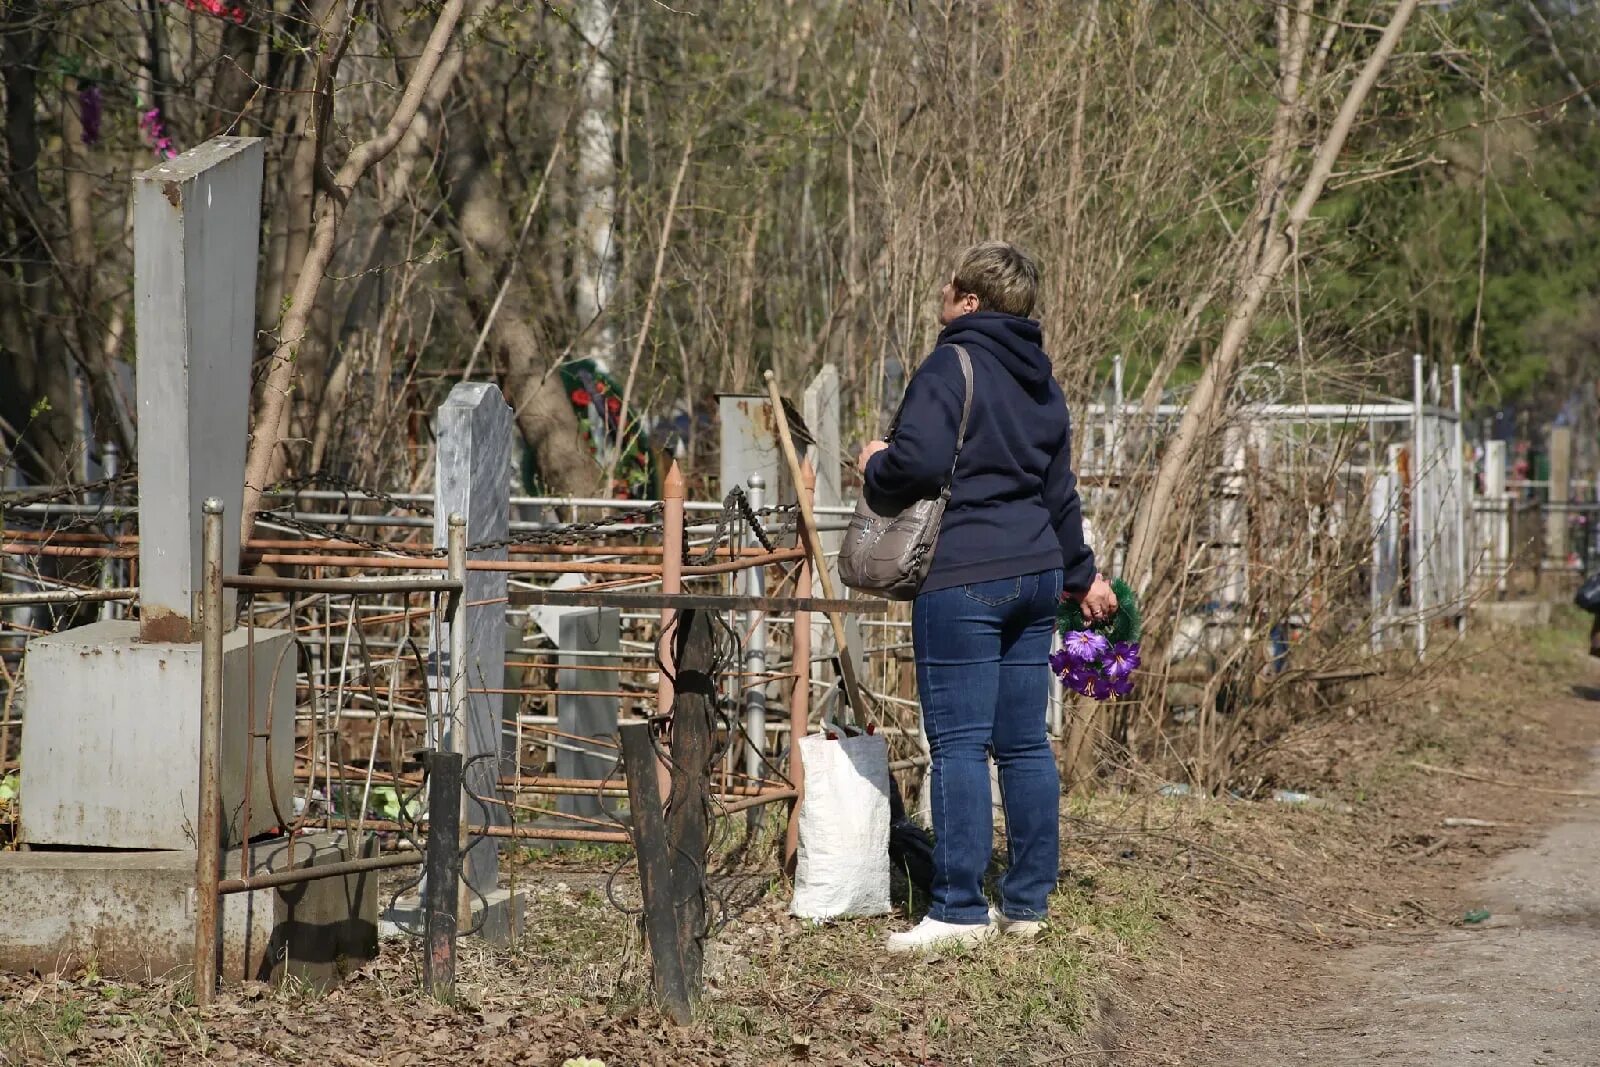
0 470 138 508
5 469 801 564
270 471 435 517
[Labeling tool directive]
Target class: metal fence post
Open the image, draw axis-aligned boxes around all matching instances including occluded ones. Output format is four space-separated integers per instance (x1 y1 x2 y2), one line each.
742 473 768 806
444 513 471 923
784 461 814 873
655 461 686 802
1420 351 1433 659
99 442 121 621
421 749 463 1001
192 498 225 1005
1452 363 1468 633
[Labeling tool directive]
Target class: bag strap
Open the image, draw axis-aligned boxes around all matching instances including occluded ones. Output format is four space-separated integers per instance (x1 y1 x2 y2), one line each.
883 343 975 489
945 345 975 489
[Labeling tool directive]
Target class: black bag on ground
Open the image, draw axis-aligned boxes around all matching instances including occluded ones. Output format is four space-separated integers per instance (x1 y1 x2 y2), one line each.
1576 571 1600 613
887 773 934 908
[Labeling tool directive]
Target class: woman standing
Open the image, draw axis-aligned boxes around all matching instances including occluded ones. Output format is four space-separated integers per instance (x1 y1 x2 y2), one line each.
858 242 1116 953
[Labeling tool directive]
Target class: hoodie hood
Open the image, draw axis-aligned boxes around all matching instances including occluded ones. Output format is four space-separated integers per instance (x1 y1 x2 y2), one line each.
936 311 1053 392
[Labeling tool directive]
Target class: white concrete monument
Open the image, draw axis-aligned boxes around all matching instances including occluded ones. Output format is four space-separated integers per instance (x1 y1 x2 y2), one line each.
19 138 294 851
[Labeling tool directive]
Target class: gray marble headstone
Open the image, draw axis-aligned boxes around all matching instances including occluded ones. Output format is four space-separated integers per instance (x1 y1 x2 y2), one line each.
132 137 264 640
557 608 621 820
434 382 513 894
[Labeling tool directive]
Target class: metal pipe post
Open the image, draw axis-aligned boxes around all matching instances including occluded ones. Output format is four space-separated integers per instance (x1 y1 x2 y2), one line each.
656 460 685 717
784 461 814 872
1452 363 1467 634
1110 353 1124 474
1485 440 1508 594
446 513 468 754
192 498 226 1005
445 513 471 922
742 474 769 794
655 461 686 801
1412 353 1427 659
99 442 121 621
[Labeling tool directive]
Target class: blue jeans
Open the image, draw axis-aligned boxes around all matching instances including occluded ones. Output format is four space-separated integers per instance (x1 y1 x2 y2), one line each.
913 569 1063 924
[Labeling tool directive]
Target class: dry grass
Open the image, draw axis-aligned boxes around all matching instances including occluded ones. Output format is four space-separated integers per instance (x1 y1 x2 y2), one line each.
3 611 1593 1066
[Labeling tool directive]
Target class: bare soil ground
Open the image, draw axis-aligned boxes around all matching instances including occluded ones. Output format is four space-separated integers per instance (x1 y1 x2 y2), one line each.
2 612 1594 1066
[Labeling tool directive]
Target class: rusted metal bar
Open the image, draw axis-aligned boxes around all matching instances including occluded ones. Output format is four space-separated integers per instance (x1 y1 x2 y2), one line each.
216 849 422 895
507 588 877 614
657 462 685 719
502 659 792 680
348 818 629 843
421 750 461 1001
0 587 138 606
654 462 687 804
192 498 226 1006
224 574 462 595
244 538 782 560
714 788 799 815
0 543 136 559
619 721 690 1023
0 528 136 543
305 683 653 699
294 765 783 798
245 550 803 577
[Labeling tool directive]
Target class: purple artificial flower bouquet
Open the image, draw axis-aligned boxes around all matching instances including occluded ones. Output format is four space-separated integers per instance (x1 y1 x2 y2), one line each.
1051 576 1141 701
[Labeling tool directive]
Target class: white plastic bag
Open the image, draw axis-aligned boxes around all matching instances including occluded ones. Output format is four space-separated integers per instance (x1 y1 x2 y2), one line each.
790 730 891 920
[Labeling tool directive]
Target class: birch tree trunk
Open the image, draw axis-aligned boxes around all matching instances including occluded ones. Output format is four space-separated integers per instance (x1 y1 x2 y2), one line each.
572 0 619 372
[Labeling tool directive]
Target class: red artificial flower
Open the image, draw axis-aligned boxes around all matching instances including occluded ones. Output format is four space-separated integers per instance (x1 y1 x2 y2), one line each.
607 396 622 415
594 380 608 394
170 0 247 23
571 388 592 407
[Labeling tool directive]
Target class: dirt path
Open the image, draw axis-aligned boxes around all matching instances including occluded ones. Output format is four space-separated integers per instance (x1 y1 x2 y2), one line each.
1223 749 1600 1065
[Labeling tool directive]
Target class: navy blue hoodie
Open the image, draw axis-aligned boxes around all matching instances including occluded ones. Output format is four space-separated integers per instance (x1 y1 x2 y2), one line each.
862 311 1096 595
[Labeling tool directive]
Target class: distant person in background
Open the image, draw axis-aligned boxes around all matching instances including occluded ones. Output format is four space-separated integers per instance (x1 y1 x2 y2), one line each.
857 241 1116 954
1576 569 1600 656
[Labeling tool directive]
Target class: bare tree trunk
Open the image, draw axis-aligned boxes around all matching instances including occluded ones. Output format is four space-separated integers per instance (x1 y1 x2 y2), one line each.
1122 0 1421 590
240 0 474 544
572 0 619 372
444 110 594 495
309 0 489 473
256 1 337 370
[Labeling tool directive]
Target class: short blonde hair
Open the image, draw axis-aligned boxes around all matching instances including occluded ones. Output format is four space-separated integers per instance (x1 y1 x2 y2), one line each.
952 241 1039 317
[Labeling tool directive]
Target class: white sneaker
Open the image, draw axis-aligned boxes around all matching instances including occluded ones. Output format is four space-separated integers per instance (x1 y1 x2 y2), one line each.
988 907 1046 940
886 917 996 954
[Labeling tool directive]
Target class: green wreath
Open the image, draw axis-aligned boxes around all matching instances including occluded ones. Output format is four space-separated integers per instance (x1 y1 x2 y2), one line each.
1056 576 1142 644
520 359 655 498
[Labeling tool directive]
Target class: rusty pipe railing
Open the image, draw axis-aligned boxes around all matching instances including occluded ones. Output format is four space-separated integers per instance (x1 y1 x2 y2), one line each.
193 498 225 1005
0 587 137 607
193 502 464 1002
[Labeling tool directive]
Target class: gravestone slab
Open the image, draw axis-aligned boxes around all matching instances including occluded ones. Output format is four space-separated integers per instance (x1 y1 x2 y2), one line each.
133 137 264 640
20 619 293 850
557 608 621 820
434 382 513 894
